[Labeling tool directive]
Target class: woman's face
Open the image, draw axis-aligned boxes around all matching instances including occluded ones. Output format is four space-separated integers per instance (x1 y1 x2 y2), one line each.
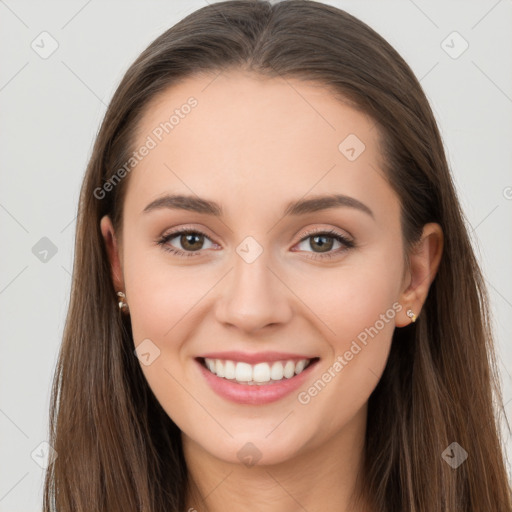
102 70 413 466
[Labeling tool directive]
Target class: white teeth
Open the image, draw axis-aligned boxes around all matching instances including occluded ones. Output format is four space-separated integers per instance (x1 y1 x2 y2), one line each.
295 359 306 374
283 361 295 379
235 362 252 382
270 361 284 380
224 360 236 379
206 358 215 372
253 362 271 383
203 358 312 384
215 359 225 378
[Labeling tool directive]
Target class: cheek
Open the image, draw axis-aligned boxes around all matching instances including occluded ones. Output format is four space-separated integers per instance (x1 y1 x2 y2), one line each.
290 264 401 438
123 251 211 430
122 241 215 341
289 251 403 410
291 257 402 346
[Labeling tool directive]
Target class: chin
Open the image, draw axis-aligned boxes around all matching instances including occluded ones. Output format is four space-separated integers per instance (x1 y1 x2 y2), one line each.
189 428 312 468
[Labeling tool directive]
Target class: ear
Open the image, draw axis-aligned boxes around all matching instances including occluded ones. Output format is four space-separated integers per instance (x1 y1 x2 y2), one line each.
100 215 124 292
395 222 443 327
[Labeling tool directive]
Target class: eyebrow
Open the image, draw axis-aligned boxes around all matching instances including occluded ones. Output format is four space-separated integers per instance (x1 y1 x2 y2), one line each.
142 193 374 219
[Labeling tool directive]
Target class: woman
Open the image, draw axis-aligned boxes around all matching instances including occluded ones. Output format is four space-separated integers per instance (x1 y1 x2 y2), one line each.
43 1 512 510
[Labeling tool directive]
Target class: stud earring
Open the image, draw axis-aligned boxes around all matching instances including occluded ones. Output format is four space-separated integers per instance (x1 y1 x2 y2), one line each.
117 291 128 310
406 309 416 323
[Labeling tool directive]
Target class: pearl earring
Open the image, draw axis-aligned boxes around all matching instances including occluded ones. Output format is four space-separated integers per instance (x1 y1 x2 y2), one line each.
406 309 416 323
117 291 128 310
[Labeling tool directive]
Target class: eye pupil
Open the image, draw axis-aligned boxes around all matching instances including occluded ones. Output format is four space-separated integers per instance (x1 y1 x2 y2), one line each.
311 235 333 253
181 233 204 251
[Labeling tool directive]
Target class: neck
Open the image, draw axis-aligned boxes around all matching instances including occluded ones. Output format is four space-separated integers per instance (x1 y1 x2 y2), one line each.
183 404 371 512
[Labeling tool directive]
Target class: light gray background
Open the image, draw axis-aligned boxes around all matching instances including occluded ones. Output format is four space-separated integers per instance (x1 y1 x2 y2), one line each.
1 0 511 510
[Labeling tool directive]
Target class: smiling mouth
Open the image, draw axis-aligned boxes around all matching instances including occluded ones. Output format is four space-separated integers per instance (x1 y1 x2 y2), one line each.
197 357 320 385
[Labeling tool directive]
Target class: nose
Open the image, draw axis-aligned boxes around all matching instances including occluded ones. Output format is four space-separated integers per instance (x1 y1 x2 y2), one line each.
214 252 293 334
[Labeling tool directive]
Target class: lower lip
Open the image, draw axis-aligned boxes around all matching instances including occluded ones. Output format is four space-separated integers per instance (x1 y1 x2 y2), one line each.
196 358 319 405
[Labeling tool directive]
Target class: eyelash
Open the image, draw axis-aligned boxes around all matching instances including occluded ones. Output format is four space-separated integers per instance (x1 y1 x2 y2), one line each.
156 227 355 260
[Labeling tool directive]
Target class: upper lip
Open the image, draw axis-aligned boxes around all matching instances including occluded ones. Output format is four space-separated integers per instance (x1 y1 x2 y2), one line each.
197 351 318 364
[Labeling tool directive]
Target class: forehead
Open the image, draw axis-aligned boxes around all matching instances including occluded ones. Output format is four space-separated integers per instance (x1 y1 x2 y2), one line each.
124 69 397 224
135 69 377 160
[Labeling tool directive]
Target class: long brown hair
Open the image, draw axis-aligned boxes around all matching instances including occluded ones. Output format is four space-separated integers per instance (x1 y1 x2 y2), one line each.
43 1 511 510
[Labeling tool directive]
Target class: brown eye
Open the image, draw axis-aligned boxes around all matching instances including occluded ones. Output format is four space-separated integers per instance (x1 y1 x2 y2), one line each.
179 233 205 251
308 234 334 253
294 229 355 260
158 229 216 256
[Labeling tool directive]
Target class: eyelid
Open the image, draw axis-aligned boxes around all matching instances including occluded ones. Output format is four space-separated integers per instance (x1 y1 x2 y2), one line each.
159 225 353 246
160 223 215 239
157 225 355 259
295 226 354 244
158 226 218 254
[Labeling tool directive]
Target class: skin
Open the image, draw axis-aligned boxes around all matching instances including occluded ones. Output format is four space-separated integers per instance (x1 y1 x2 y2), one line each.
101 70 443 512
